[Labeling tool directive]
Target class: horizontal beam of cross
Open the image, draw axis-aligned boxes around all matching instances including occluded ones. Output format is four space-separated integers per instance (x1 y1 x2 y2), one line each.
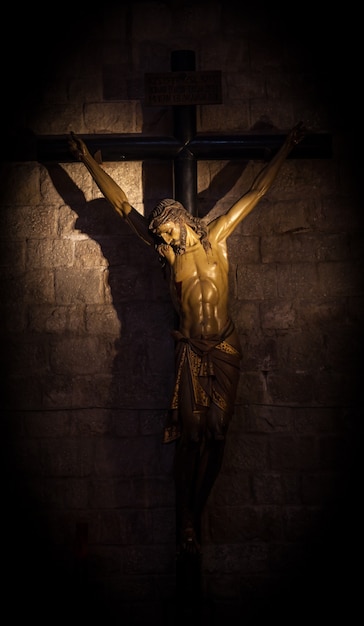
4 131 332 163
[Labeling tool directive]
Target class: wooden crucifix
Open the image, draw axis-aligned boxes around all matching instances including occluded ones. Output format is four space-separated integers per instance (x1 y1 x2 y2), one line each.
66 51 329 616
19 50 330 617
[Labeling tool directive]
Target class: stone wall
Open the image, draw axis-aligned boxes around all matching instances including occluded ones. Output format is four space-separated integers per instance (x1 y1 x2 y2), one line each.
1 2 361 624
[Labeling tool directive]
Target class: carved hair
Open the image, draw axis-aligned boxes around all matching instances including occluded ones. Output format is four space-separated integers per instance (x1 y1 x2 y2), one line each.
148 198 211 255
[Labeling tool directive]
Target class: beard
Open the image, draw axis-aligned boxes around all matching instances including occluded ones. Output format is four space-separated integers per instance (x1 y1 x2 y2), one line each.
171 222 187 255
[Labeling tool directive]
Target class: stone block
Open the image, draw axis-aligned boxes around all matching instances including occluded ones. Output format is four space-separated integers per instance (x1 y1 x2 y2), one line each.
1 163 40 206
269 436 317 471
236 263 277 299
84 101 141 134
55 268 105 304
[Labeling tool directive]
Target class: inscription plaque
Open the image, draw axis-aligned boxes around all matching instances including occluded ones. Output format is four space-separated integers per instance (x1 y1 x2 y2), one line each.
145 71 222 106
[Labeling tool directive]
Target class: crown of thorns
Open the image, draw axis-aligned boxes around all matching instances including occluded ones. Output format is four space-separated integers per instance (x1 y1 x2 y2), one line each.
148 198 186 227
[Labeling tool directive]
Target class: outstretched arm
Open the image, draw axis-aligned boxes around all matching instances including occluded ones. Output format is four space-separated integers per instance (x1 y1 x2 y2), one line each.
69 132 132 219
210 122 306 239
250 122 306 195
69 132 155 247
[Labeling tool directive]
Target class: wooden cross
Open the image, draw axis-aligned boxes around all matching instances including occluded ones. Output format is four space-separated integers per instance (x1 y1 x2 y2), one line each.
5 51 332 611
6 50 331 216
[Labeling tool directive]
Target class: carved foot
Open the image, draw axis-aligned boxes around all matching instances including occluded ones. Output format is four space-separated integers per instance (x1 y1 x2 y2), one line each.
177 526 201 556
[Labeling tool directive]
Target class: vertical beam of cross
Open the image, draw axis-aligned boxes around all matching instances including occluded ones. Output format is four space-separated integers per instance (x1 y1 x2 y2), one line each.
171 50 198 215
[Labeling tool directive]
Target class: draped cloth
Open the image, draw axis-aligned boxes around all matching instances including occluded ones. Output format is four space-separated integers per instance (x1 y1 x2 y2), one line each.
163 319 242 443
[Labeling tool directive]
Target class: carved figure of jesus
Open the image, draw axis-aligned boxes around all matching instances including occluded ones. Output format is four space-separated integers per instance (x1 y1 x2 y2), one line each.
69 122 305 554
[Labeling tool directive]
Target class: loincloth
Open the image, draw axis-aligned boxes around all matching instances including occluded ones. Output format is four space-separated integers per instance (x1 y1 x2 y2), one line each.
163 319 242 443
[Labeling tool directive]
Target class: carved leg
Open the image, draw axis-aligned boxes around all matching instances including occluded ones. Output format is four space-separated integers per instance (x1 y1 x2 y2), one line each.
174 438 202 555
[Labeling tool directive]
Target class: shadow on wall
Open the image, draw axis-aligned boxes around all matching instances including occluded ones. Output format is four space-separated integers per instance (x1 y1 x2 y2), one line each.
42 140 251 436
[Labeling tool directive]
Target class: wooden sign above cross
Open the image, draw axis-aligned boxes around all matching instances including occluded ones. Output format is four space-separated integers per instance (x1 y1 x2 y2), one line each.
6 50 331 216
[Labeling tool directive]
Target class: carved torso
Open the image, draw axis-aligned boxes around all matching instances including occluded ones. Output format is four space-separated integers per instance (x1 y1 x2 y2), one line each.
169 239 230 338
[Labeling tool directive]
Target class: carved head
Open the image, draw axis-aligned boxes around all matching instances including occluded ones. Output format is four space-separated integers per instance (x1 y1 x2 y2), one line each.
148 198 210 254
